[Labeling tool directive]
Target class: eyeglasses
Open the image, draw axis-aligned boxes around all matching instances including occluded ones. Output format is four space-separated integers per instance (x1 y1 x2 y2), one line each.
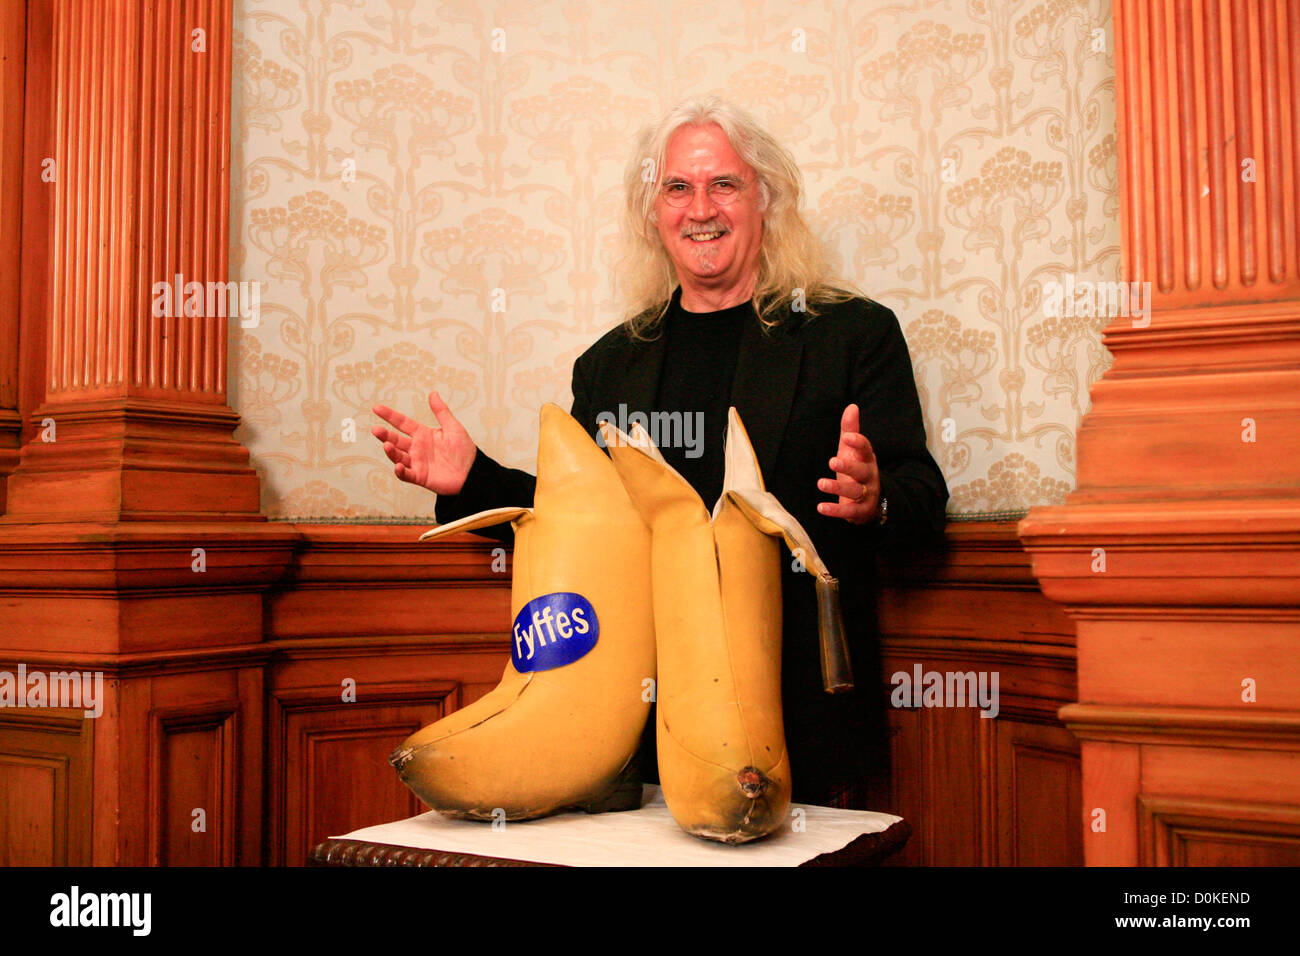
659 178 749 208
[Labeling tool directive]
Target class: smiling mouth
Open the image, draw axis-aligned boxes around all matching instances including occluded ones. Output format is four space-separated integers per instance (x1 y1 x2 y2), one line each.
686 231 726 242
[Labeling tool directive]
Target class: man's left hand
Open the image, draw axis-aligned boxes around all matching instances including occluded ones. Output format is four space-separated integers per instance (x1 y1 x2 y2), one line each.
817 403 881 525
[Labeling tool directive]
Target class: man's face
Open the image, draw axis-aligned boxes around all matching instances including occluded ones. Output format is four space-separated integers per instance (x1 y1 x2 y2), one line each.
654 123 764 297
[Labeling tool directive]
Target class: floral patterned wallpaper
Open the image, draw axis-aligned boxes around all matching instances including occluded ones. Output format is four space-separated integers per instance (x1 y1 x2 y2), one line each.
228 0 1119 521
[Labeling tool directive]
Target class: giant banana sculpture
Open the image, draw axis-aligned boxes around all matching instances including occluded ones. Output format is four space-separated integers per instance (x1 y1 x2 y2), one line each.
390 403 655 821
602 408 849 844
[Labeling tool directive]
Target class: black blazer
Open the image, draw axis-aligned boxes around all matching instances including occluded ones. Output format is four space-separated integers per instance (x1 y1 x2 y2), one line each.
435 288 948 802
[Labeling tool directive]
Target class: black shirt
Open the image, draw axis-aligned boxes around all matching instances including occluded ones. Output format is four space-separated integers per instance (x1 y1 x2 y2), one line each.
652 295 752 505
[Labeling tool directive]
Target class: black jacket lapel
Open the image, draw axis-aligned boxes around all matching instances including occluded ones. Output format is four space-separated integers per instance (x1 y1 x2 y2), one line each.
730 311 804 480
616 330 666 422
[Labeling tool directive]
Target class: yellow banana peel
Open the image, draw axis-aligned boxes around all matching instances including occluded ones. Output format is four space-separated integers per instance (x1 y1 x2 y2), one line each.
390 404 655 821
601 408 848 844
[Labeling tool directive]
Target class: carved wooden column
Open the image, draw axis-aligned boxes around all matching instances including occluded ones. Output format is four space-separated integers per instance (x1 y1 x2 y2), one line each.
1020 0 1300 865
4 0 259 522
0 0 295 865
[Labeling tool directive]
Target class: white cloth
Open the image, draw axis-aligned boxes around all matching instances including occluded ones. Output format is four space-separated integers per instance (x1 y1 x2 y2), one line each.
333 785 901 867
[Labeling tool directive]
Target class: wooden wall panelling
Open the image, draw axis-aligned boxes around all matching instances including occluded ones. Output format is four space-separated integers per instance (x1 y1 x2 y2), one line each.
1069 738 1140 868
133 658 267 867
0 512 1088 864
1138 796 1300 866
273 684 447 869
877 521 1080 866
0 525 298 656
149 704 241 866
878 650 1082 866
266 632 512 866
929 705 987 866
19 648 271 867
880 714 921 866
995 720 1082 867
0 708 92 865
261 524 515 865
267 524 512 641
262 526 510 864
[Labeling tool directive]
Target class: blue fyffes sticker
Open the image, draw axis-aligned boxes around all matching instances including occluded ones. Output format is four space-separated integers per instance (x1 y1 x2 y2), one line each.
511 592 599 672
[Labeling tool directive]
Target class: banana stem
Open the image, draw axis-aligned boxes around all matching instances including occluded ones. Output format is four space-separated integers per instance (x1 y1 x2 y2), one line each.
815 575 854 693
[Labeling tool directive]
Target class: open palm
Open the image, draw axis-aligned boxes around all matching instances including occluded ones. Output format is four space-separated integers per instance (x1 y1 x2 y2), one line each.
371 391 477 496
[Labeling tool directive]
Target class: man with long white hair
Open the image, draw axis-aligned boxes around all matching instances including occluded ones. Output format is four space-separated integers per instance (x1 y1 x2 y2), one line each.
373 96 948 809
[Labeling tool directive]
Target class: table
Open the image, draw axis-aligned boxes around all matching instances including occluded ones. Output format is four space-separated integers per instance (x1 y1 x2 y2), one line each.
310 784 910 866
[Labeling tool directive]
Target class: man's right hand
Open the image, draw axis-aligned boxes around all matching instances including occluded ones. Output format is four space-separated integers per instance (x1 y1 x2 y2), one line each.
372 391 478 495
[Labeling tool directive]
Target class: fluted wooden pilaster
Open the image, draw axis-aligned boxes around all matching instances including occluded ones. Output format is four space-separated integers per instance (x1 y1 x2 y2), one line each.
4 0 257 522
1021 0 1300 867
1062 0 1300 501
1119 0 1299 305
